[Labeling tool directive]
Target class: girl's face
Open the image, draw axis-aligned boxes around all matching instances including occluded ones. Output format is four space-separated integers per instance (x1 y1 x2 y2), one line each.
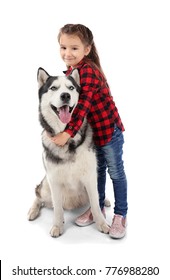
59 34 91 67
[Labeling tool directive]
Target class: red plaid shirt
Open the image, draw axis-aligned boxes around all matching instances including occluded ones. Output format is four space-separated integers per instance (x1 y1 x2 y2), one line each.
65 60 125 146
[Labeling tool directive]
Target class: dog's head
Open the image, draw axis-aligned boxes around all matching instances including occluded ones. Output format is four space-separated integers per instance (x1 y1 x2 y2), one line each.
37 68 80 126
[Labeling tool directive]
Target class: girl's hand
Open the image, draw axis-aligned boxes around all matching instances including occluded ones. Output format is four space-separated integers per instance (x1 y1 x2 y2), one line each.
47 132 70 146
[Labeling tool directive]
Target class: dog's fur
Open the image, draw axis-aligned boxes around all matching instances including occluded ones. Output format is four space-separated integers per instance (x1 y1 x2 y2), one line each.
28 68 109 237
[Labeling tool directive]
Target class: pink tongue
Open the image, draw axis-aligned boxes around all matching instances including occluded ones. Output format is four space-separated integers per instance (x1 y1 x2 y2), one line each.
59 106 71 124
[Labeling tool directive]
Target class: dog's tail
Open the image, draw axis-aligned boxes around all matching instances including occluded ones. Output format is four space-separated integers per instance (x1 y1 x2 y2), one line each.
104 198 111 207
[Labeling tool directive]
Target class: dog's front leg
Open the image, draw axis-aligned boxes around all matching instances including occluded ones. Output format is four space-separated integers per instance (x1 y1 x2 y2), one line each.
50 188 64 237
85 176 110 234
47 176 64 237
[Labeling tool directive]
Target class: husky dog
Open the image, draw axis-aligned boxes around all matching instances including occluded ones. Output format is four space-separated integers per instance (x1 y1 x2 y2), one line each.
28 68 109 237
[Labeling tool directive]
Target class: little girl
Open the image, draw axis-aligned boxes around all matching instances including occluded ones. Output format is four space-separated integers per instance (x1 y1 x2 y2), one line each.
49 24 128 239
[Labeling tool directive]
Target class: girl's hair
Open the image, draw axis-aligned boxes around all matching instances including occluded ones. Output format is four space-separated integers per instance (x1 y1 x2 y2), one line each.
58 24 106 80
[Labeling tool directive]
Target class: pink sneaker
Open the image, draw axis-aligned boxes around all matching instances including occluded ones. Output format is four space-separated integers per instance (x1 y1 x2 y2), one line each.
75 207 106 227
109 214 127 239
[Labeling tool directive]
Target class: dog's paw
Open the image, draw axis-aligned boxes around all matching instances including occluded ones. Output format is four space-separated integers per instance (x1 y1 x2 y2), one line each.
96 222 110 234
50 225 64 238
27 208 40 221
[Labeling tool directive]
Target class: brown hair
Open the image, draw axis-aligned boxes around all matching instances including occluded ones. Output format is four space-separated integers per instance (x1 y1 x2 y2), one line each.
58 24 106 80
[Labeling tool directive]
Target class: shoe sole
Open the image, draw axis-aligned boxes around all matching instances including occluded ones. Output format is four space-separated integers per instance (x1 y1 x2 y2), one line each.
75 220 94 227
109 232 126 239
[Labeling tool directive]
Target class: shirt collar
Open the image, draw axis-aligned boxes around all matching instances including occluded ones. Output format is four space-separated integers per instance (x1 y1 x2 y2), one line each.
63 59 85 75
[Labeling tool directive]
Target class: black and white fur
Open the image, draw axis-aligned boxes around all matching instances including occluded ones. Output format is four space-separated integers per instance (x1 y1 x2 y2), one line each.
28 68 109 237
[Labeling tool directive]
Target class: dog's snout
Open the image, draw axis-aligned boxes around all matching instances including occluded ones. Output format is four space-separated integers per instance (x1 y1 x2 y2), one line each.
60 92 71 102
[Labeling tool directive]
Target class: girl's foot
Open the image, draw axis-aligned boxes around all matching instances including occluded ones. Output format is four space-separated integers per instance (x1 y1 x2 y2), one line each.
75 208 106 227
109 214 127 239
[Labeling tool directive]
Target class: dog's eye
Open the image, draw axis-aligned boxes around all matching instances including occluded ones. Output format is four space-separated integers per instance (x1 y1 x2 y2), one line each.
69 86 74 90
50 86 58 91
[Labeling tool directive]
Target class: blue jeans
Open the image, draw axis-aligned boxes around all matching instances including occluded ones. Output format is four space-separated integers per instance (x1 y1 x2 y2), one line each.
95 125 128 217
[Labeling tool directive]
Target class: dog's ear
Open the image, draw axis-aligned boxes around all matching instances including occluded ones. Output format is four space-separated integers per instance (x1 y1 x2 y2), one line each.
70 69 80 86
37 67 50 88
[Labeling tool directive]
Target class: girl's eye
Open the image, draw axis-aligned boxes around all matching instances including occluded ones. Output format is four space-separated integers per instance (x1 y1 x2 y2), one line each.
50 86 58 91
69 86 74 90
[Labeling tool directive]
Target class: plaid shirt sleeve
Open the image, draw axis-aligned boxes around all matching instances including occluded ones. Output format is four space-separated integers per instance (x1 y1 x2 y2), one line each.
65 64 100 137
65 62 125 145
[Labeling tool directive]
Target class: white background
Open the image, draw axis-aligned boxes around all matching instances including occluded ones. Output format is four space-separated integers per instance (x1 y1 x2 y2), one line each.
0 0 170 279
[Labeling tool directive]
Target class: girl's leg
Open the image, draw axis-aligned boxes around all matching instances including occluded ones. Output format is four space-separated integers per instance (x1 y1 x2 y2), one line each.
95 146 107 210
102 126 128 217
101 126 128 238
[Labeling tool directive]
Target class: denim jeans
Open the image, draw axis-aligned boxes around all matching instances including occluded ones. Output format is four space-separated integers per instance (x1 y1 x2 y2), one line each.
95 125 128 217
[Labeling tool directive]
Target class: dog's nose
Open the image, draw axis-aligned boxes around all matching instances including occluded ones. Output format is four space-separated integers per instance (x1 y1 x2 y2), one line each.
60 92 71 102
